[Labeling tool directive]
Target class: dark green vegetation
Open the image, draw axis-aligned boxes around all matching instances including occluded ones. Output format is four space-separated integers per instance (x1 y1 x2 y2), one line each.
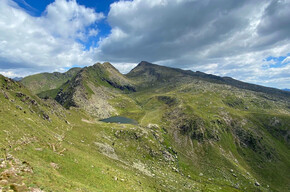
1 61 289 191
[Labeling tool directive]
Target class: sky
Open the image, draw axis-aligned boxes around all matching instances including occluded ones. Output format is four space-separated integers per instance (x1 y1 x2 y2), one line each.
0 0 289 89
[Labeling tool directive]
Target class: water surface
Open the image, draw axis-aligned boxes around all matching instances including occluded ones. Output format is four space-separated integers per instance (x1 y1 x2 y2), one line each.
100 116 138 125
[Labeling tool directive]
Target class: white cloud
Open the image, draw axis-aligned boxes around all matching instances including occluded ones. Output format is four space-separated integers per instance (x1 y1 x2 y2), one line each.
0 70 18 78
96 0 290 88
41 0 104 39
88 29 99 37
282 56 290 64
110 62 138 74
0 0 104 77
0 0 289 89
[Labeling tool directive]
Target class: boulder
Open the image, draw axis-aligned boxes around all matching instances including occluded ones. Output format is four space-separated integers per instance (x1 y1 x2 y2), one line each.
50 162 59 170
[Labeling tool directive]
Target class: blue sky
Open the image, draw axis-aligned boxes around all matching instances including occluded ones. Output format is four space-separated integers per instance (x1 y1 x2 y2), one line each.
265 54 290 68
0 0 289 89
14 0 116 49
16 0 115 15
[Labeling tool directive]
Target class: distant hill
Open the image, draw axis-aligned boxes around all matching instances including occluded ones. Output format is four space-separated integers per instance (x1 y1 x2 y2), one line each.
283 88 290 92
20 67 81 94
12 77 23 81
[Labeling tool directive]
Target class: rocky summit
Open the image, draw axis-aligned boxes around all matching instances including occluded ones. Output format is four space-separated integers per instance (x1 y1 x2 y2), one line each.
0 61 289 192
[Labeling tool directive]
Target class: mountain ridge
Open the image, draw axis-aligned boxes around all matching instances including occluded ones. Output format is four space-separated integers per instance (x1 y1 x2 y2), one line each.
127 61 290 99
47 62 135 118
20 61 289 99
1 61 289 191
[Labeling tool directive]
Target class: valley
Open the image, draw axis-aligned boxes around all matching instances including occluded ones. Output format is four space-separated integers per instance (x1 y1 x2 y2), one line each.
0 61 289 192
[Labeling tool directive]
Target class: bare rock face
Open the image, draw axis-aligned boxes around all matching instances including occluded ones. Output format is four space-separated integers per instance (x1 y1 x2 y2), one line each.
54 62 135 118
73 83 116 119
167 108 220 143
94 142 118 160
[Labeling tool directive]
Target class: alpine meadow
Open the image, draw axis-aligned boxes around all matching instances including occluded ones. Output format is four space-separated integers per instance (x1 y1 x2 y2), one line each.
0 0 290 192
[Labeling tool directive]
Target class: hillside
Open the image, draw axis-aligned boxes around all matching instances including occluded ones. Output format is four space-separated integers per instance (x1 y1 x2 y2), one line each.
127 61 290 99
1 75 219 191
1 61 290 192
38 62 135 118
20 67 81 94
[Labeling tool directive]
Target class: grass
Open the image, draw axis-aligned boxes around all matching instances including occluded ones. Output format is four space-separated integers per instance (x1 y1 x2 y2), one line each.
20 68 81 94
1 74 289 191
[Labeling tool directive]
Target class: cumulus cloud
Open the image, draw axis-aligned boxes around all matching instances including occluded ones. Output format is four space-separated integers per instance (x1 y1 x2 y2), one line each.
41 0 104 39
1 0 289 88
97 0 290 88
257 0 290 46
0 0 103 77
98 0 256 62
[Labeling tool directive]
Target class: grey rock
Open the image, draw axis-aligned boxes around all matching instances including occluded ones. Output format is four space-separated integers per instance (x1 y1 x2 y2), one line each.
3 92 9 99
16 105 23 110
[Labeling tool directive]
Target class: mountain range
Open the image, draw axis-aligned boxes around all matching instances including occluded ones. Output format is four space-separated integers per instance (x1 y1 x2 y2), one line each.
0 61 289 192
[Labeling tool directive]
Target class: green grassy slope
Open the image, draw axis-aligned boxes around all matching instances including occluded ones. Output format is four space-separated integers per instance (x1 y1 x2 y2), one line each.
1 59 290 192
0 75 249 191
124 80 290 192
20 67 81 94
38 62 135 118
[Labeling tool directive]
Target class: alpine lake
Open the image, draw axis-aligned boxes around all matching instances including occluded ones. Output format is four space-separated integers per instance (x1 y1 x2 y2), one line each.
100 116 138 125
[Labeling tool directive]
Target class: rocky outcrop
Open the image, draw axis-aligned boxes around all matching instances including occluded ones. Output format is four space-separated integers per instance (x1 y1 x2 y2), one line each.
53 63 135 118
166 108 220 143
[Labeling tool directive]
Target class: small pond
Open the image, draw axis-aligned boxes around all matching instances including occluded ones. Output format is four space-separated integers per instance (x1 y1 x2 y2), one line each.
100 116 138 125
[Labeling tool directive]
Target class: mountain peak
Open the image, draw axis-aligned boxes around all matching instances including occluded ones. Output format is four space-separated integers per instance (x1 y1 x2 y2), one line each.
103 61 114 67
134 61 161 69
102 62 120 72
130 61 167 73
138 61 153 66
92 62 119 72
127 61 290 98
